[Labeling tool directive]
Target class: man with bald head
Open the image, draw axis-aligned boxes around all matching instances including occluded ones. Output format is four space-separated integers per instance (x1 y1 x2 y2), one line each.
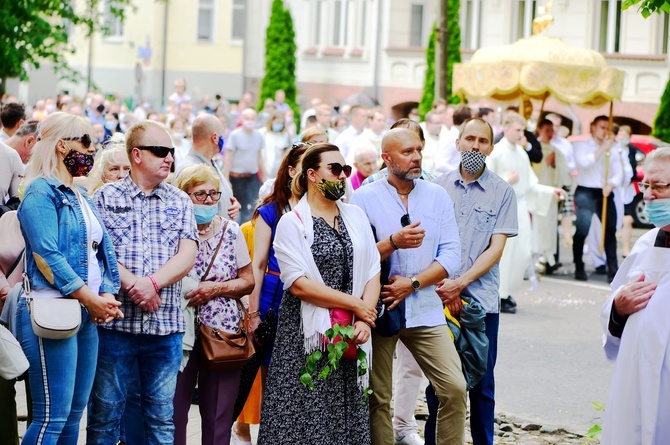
351 128 466 445
173 114 240 220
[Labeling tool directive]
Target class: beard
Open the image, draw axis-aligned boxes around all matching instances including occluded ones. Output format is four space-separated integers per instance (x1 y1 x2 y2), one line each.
387 158 422 181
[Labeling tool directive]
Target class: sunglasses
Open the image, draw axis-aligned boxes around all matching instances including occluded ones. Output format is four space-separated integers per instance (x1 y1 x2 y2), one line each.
136 145 175 158
63 134 92 149
401 213 411 227
327 162 353 178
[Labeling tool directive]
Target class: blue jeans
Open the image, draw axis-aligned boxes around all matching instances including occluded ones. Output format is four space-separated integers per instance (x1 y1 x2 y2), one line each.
16 298 98 445
86 328 183 445
572 186 618 275
425 313 499 445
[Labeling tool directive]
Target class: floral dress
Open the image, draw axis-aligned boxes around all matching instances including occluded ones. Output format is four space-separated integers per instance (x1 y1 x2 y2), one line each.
257 215 371 445
192 219 249 333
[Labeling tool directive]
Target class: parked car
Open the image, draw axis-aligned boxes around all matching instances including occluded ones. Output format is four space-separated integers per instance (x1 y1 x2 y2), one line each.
567 134 670 228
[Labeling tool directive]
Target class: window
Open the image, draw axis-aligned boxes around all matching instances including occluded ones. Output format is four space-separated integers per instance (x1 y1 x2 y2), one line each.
356 0 367 47
231 0 246 42
462 0 481 50
516 0 537 40
197 0 215 42
332 0 349 46
103 1 124 38
598 0 622 53
409 4 424 47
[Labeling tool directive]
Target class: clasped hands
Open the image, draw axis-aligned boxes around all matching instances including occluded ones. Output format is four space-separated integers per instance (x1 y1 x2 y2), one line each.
127 276 162 312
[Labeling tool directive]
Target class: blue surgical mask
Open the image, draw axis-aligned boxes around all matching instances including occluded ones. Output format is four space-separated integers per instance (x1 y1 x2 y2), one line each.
193 204 218 224
272 124 284 133
217 134 225 152
644 198 670 229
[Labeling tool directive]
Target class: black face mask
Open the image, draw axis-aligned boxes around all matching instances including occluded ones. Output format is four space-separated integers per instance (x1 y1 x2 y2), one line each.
96 104 105 113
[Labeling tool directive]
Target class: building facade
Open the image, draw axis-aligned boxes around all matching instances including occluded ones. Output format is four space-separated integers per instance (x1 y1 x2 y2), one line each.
244 0 669 133
7 0 247 110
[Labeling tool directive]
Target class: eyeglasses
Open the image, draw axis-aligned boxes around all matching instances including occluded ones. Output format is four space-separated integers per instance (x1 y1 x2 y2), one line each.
63 134 92 149
189 191 223 203
136 145 175 158
639 182 670 193
327 162 352 178
401 213 411 227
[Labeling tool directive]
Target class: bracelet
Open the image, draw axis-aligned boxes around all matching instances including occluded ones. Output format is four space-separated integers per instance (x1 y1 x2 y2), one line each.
248 310 261 318
389 234 398 250
148 275 160 294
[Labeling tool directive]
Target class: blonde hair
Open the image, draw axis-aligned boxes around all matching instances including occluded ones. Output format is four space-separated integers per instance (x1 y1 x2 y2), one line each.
300 126 328 143
173 164 221 194
88 133 130 193
22 112 93 188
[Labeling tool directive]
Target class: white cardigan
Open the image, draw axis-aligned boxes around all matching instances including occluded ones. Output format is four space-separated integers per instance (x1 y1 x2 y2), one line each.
273 194 380 386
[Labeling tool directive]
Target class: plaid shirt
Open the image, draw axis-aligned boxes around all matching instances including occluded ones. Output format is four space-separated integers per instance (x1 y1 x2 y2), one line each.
94 175 198 335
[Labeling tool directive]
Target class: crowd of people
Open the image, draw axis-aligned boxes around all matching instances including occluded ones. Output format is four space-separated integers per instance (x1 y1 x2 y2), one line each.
0 80 667 445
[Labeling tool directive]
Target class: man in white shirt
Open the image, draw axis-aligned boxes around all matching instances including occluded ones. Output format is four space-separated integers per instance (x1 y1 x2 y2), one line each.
487 114 565 313
351 128 466 445
420 111 447 176
436 106 471 175
361 110 387 157
572 115 623 282
334 105 368 160
315 103 339 142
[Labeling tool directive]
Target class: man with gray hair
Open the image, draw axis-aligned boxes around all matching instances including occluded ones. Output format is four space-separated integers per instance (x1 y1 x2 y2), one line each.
4 119 38 165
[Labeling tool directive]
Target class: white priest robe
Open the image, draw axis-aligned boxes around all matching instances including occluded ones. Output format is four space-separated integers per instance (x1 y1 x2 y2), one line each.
487 137 555 298
531 142 570 266
601 228 670 445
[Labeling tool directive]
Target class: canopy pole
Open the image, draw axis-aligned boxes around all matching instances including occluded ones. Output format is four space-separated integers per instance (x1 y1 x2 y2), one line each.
600 101 614 254
538 93 548 118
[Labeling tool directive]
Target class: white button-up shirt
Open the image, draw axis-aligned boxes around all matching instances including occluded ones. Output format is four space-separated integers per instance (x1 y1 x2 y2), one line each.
574 137 623 189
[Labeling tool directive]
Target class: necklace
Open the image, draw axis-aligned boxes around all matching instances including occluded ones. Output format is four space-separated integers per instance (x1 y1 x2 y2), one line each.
198 221 213 235
395 182 415 196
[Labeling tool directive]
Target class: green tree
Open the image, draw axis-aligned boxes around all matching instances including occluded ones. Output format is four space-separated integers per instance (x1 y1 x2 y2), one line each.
445 0 462 104
0 0 133 96
257 0 300 125
418 23 437 120
622 0 670 140
622 0 670 17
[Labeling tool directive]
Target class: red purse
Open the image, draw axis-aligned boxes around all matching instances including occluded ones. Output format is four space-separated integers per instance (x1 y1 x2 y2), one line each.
328 308 357 360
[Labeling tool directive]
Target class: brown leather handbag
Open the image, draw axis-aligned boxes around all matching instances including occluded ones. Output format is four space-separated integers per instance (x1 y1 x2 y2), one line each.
199 300 255 371
197 219 255 371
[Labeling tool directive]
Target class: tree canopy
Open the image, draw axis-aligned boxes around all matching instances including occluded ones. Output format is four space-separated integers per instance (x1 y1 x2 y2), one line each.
622 0 670 17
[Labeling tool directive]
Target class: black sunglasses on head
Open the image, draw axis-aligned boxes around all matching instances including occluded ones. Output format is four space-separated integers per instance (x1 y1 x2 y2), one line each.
327 162 352 178
136 145 175 158
63 134 92 149
401 213 411 227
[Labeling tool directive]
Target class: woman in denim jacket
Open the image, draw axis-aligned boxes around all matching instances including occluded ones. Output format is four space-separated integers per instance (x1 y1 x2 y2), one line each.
16 112 123 445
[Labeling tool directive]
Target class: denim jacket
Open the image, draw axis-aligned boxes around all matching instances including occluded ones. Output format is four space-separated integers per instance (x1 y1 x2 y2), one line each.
17 177 120 296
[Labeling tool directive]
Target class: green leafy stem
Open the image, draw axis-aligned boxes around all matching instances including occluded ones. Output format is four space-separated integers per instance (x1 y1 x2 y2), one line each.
299 323 373 402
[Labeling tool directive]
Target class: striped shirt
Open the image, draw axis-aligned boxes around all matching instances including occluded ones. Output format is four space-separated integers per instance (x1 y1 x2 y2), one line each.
94 175 198 335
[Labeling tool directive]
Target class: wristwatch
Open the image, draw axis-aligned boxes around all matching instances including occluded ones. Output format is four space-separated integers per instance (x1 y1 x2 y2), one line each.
410 276 421 291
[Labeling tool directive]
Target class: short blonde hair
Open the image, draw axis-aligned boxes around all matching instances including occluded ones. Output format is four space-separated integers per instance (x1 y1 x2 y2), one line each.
125 120 169 158
22 112 93 187
173 164 221 194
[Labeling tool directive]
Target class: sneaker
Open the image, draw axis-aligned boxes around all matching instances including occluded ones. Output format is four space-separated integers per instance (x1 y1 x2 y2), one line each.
394 433 425 445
